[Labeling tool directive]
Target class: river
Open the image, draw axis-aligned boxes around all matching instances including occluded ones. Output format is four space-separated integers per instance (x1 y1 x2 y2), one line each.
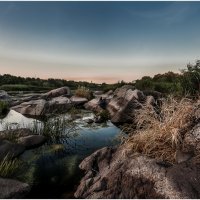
0 109 121 198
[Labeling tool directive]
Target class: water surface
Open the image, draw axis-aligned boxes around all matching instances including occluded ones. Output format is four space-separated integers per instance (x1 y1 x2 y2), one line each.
0 109 121 198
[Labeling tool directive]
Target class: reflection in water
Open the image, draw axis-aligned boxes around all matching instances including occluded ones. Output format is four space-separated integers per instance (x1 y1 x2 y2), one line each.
0 109 121 198
0 110 40 131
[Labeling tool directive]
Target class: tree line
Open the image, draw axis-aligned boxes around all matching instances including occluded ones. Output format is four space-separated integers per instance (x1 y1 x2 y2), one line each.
1 60 200 96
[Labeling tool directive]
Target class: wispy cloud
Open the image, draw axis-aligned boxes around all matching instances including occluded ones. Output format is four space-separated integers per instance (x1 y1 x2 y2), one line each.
127 2 196 26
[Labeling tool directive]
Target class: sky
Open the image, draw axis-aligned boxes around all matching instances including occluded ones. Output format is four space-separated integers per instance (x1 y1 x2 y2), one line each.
0 1 200 83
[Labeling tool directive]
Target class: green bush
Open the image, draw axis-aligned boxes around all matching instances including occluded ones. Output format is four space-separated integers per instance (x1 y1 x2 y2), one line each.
99 110 110 122
180 61 200 96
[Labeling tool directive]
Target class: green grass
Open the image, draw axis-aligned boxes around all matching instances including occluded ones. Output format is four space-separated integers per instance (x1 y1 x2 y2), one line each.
0 84 52 91
0 155 22 178
31 116 78 142
98 110 110 122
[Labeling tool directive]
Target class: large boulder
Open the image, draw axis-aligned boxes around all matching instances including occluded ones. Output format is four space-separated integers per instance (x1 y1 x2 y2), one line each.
42 87 71 99
0 178 30 198
107 86 145 123
0 140 25 160
11 96 72 116
17 135 47 149
84 99 103 113
11 99 47 117
75 146 200 199
47 96 72 113
113 85 135 97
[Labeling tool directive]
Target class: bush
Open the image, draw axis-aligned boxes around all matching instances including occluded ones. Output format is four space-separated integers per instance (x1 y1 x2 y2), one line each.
99 110 110 122
75 86 92 100
180 60 200 96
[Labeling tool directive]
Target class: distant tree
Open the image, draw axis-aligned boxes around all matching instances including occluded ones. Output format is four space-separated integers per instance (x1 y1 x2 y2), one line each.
180 60 200 96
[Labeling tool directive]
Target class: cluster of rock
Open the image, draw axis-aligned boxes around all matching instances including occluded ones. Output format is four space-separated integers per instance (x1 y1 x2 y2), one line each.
84 85 156 124
10 87 88 117
0 128 47 198
3 85 157 123
74 88 200 199
75 133 200 199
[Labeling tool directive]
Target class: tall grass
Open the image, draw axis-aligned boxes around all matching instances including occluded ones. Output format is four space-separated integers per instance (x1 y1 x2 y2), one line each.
0 155 22 178
31 116 78 142
124 96 197 163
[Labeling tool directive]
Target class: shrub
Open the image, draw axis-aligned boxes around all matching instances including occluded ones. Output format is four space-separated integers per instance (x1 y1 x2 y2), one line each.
75 86 92 100
124 97 196 163
99 110 110 122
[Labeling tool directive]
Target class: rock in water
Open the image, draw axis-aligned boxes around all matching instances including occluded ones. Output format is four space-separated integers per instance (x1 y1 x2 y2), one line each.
0 140 25 160
0 178 30 198
17 135 47 149
42 87 71 99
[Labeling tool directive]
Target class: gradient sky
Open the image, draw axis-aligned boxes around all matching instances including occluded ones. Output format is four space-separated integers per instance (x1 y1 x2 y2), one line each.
0 2 200 83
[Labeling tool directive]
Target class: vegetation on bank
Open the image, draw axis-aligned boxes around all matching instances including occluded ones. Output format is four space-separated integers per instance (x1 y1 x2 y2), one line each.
125 97 196 163
31 115 78 142
0 74 129 92
1 60 200 97
135 60 200 97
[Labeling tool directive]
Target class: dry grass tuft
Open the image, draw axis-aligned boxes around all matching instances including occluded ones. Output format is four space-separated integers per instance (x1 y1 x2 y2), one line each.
75 86 92 100
124 96 197 163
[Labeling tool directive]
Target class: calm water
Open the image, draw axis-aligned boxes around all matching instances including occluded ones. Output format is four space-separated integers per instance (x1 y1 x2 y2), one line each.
0 110 121 198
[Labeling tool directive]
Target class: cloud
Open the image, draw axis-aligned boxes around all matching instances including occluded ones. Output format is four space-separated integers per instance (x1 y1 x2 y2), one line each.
127 2 196 26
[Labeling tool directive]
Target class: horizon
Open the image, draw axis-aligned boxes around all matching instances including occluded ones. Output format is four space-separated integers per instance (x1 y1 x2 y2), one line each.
1 2 200 83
